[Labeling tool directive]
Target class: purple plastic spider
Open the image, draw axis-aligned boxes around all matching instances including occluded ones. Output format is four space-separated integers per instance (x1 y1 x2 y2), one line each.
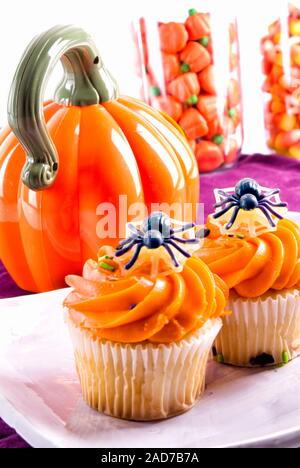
115 212 203 270
213 178 288 230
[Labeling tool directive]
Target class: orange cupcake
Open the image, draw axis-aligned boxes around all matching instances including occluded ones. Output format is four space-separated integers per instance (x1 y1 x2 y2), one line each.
196 179 300 367
64 212 227 420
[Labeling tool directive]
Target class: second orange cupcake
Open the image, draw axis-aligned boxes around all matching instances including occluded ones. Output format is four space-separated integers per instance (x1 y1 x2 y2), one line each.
196 178 300 367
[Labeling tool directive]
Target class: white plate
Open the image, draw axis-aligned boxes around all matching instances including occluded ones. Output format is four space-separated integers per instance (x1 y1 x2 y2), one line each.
0 213 300 449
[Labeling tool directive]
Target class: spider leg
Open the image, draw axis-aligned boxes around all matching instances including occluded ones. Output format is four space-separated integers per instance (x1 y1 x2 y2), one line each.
125 244 144 270
217 190 239 199
260 189 280 199
213 202 237 219
127 224 144 237
171 236 199 244
225 206 240 229
116 236 139 249
115 239 141 257
259 203 284 220
217 189 233 197
258 206 276 227
214 196 236 208
165 239 191 258
259 199 287 208
162 243 180 267
172 222 195 234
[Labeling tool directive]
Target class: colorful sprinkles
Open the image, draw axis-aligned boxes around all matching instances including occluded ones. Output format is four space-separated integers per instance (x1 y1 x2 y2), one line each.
99 262 116 272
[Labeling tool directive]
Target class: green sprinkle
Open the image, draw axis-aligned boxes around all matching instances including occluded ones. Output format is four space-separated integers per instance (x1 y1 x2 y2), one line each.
181 62 190 73
99 262 115 272
217 354 224 364
237 233 245 239
188 8 198 16
212 134 224 145
144 65 149 74
228 108 236 118
151 86 161 97
282 351 289 364
186 95 199 105
199 36 209 47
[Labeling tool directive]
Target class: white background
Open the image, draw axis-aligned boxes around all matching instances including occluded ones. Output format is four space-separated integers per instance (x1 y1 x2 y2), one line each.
0 0 297 153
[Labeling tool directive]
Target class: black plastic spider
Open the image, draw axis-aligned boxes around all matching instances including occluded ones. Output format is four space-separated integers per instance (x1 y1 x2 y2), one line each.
115 212 203 270
213 178 288 230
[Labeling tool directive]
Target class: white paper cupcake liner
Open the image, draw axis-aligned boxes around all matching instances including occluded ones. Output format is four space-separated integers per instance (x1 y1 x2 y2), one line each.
67 317 222 421
214 289 300 367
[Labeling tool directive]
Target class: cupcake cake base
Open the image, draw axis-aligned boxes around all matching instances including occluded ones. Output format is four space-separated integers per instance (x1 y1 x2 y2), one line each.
214 289 300 367
68 317 222 421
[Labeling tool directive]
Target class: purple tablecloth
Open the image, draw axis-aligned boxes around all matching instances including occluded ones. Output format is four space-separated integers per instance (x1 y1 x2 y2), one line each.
1 154 300 448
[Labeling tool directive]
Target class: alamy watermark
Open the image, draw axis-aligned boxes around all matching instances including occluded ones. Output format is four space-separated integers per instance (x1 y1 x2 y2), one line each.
95 195 204 239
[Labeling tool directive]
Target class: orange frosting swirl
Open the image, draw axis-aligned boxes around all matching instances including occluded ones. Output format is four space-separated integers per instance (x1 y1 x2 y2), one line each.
196 218 300 298
64 247 228 344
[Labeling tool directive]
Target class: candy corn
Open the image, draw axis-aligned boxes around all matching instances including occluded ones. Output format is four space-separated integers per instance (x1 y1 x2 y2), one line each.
261 3 300 159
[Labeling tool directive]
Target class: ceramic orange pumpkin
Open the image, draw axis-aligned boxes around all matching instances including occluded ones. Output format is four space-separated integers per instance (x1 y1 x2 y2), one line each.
0 26 199 293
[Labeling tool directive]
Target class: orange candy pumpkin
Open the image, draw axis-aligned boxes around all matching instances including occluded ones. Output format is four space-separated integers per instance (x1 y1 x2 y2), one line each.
229 107 241 129
197 95 218 121
195 141 224 172
223 115 236 135
152 95 183 122
0 26 199 293
167 72 200 102
162 53 181 82
180 42 211 73
198 65 216 95
138 18 149 65
179 108 209 140
185 10 210 40
206 118 223 139
230 52 238 71
227 78 240 107
229 23 237 44
159 22 188 54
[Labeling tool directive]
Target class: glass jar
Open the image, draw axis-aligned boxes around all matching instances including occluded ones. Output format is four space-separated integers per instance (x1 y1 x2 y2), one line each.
261 1 300 159
133 2 243 173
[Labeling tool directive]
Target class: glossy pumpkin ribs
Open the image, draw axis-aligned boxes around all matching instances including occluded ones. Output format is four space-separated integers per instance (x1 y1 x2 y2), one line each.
0 26 199 293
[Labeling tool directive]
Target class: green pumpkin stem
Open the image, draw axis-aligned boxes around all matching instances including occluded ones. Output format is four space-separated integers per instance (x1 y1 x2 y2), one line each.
8 25 119 191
